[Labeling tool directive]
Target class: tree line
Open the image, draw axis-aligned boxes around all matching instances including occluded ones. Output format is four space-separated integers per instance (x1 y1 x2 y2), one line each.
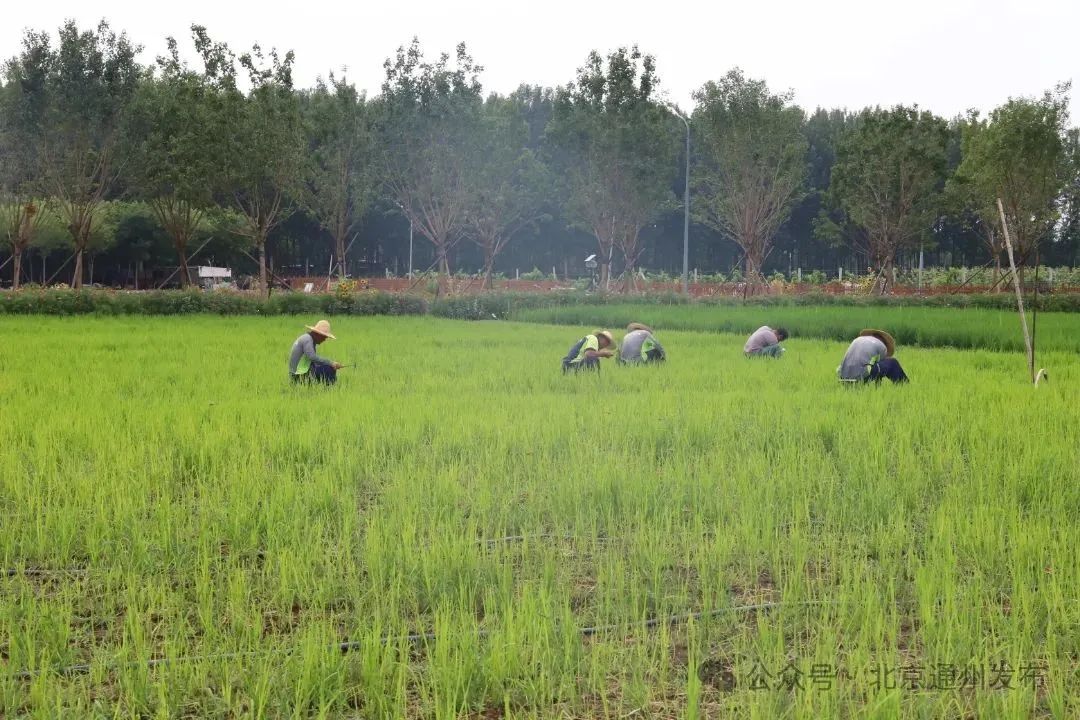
1 21 1077 294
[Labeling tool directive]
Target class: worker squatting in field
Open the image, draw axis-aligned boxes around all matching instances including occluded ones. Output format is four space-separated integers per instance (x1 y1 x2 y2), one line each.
619 323 666 364
838 329 909 384
744 326 789 357
289 320 344 385
562 330 615 372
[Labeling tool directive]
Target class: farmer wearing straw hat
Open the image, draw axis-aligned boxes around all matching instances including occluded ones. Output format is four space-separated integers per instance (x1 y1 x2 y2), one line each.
620 322 666 364
837 329 909 384
562 329 615 373
288 320 343 385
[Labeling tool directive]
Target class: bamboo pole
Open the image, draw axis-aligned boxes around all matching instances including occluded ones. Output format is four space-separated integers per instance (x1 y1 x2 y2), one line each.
997 198 1034 383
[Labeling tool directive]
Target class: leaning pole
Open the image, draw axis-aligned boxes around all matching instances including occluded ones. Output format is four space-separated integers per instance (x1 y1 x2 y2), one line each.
996 198 1036 384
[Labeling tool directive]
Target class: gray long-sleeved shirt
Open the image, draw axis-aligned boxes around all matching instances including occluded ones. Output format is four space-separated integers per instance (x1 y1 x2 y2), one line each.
620 329 665 363
744 326 779 354
838 336 887 381
288 333 333 375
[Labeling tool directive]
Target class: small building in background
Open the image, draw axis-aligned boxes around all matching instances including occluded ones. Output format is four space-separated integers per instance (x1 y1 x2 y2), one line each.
196 266 232 290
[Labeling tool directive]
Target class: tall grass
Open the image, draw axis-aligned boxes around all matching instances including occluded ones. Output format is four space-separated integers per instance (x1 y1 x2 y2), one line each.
511 303 1080 353
0 316 1076 717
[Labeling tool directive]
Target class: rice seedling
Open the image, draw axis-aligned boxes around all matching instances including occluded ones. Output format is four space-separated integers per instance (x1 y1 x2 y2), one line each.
0 314 1076 718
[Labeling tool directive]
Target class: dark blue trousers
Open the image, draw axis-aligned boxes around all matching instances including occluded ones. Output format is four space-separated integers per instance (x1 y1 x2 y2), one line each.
292 362 337 385
563 357 600 373
867 357 908 383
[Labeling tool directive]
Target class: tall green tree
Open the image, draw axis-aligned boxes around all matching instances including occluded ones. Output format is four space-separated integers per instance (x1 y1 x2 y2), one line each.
943 117 1005 287
3 21 141 288
692 69 807 288
303 74 376 279
379 39 484 287
547 47 676 290
127 27 230 287
826 106 948 293
0 80 47 289
1055 128 1080 266
217 40 306 296
0 200 56 289
954 85 1071 276
466 96 551 288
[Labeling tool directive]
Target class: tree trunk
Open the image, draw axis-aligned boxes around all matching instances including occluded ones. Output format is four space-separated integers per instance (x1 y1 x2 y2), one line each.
12 249 22 291
622 258 637 294
72 249 84 289
177 242 190 289
257 234 269 298
993 256 1002 292
482 250 495 290
435 243 450 298
335 232 347 280
876 257 895 296
744 253 765 295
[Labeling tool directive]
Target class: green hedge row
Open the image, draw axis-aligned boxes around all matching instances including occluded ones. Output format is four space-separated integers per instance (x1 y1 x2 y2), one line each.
1 288 1078 317
0 289 427 316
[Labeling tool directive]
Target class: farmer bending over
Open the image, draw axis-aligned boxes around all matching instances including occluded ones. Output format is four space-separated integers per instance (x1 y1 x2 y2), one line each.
620 322 666 364
562 330 615 373
744 326 789 358
289 320 343 385
837 329 908 384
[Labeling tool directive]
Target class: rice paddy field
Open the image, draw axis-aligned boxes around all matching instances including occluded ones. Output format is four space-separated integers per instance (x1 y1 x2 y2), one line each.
1 312 1078 718
510 304 1080 353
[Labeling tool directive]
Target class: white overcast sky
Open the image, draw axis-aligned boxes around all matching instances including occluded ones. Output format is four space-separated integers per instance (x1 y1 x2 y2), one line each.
4 0 1078 120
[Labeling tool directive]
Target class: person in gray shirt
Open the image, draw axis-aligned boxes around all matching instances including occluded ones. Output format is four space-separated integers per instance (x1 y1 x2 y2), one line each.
289 319 343 384
744 326 788 357
619 323 666 364
838 329 908 383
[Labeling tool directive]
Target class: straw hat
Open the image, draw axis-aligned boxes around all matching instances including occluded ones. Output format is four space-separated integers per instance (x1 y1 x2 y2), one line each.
626 322 652 333
859 329 895 357
305 319 336 340
595 330 614 346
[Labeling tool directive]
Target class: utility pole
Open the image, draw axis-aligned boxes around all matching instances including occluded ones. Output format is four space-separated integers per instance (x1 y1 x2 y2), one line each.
396 202 415 280
918 243 924 293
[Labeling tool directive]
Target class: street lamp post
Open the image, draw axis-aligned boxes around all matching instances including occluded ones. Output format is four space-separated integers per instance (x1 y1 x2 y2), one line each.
665 103 691 296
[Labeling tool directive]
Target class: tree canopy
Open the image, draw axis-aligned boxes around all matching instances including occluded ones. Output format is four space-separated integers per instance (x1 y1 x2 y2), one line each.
693 69 808 289
825 106 949 293
0 20 1076 292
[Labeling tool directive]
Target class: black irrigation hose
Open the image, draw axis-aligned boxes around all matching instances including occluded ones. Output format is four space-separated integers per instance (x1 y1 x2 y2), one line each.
2 524 833 577
12 599 832 680
4 567 89 578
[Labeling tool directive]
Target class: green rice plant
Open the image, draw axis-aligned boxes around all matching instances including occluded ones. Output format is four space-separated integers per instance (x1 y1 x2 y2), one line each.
0 315 1076 718
511 302 1080 353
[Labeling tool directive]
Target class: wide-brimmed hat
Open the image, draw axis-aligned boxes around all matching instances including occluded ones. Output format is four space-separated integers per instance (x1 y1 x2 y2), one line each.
305 319 336 340
626 322 652 333
595 330 614 346
859 329 895 357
